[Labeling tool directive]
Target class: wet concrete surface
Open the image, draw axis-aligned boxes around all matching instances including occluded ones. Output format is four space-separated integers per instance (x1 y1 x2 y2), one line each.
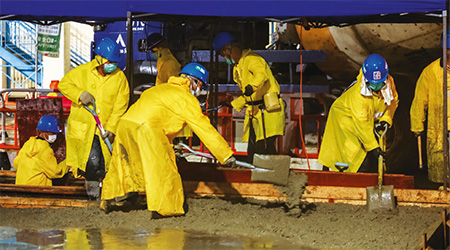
0 227 312 249
0 198 444 249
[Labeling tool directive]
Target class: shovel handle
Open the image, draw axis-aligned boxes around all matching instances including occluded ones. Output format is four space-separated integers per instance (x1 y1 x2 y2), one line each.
418 135 423 169
84 100 113 155
177 143 269 172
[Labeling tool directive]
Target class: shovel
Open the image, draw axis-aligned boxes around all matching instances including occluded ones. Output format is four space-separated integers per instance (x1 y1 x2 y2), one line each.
84 99 113 155
178 143 291 186
366 125 395 212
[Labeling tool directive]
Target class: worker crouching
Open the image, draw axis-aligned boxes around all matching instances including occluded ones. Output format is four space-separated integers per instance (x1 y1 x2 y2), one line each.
318 54 399 173
101 63 236 217
14 115 69 186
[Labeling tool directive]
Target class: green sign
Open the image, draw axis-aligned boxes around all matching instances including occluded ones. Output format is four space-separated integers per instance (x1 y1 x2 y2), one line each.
37 24 61 57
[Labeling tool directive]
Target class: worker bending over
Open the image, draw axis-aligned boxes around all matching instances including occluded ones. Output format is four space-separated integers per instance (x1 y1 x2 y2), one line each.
15 115 68 186
410 29 450 183
213 31 285 164
319 54 399 173
101 63 236 217
58 37 129 199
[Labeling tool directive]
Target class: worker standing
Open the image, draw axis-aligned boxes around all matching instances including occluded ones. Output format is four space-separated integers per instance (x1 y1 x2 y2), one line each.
145 33 181 85
319 54 399 173
58 37 129 200
213 32 285 164
15 115 69 186
101 63 236 217
410 30 450 184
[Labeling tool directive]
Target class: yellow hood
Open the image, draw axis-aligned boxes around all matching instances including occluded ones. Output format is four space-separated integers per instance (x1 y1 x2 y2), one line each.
168 76 190 91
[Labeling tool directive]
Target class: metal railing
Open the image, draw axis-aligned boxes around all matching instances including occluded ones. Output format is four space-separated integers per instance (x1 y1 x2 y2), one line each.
0 20 42 87
0 88 58 148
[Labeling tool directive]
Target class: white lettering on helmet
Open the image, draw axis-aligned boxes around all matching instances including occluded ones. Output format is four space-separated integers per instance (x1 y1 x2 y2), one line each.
373 71 381 80
196 65 205 74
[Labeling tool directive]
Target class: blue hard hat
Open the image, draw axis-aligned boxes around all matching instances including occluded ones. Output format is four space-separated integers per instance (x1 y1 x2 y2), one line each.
37 115 62 133
362 54 389 84
180 63 209 84
441 27 450 49
212 32 236 52
94 37 121 62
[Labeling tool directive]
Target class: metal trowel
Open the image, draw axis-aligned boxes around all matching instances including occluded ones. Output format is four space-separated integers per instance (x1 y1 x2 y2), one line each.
178 143 291 186
366 125 396 212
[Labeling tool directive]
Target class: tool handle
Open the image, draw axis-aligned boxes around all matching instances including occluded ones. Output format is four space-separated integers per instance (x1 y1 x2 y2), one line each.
259 104 267 149
84 100 112 154
418 135 423 169
206 105 223 112
378 155 383 189
178 143 269 172
104 137 113 155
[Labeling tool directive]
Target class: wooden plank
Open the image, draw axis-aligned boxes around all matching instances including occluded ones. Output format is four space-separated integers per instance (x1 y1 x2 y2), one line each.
0 197 95 208
0 184 86 196
182 181 450 207
1 163 415 189
0 170 16 177
0 182 447 208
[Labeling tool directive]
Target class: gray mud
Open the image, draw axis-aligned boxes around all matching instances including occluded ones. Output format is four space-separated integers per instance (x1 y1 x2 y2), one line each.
0 197 444 249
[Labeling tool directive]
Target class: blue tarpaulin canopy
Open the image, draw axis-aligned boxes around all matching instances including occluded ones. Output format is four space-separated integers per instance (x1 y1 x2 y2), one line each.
0 0 446 25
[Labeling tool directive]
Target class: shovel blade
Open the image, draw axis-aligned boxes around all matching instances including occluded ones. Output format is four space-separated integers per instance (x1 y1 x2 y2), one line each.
250 154 291 186
366 185 396 212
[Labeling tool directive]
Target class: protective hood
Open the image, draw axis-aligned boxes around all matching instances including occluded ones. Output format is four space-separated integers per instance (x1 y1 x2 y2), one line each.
21 137 47 158
167 76 190 91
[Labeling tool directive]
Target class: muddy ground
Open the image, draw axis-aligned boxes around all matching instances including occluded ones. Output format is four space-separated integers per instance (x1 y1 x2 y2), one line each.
0 197 445 249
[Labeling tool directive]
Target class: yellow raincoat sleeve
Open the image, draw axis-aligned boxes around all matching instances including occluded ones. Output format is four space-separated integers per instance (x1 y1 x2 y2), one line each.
410 69 430 133
351 95 379 151
58 69 86 105
104 78 130 134
231 96 246 112
40 149 68 179
244 54 270 93
379 76 399 127
175 94 233 164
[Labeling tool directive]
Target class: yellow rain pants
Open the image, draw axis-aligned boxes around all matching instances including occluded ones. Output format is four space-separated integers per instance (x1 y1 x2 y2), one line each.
58 56 129 177
102 76 233 216
410 58 450 182
318 71 398 173
231 49 285 142
14 137 68 186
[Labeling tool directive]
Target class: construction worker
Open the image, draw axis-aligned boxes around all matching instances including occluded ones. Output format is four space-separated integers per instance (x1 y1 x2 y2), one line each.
318 54 399 173
15 115 69 186
58 37 130 199
145 33 181 85
101 63 236 217
410 30 450 183
213 31 285 163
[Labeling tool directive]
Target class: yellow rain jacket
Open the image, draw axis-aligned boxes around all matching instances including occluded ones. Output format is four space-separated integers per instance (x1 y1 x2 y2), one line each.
14 137 69 186
58 56 129 178
102 76 233 216
231 49 285 142
155 48 181 86
318 71 398 173
155 48 190 138
410 58 449 182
